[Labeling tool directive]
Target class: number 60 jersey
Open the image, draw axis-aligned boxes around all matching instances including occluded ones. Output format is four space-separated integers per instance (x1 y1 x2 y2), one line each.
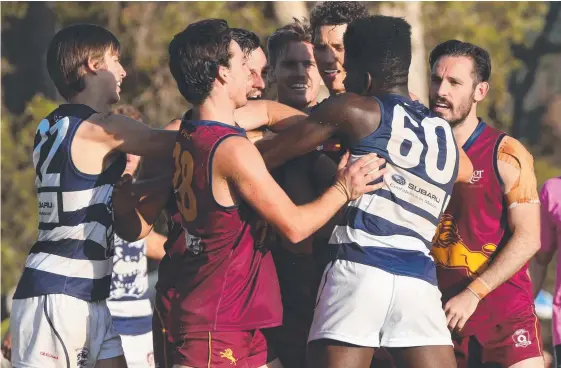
14 104 126 302
328 94 459 285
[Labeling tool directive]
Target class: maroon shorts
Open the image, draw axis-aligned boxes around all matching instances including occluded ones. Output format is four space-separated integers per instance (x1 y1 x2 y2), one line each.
454 305 543 367
153 290 175 368
174 330 276 368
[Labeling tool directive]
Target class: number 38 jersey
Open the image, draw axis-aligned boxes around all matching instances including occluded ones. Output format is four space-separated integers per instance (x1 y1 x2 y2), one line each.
14 104 125 302
170 119 282 334
329 94 459 285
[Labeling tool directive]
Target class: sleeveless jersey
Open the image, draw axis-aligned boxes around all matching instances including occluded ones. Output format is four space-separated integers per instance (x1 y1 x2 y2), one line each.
432 121 534 330
107 235 152 336
328 94 459 285
14 104 126 301
171 119 282 334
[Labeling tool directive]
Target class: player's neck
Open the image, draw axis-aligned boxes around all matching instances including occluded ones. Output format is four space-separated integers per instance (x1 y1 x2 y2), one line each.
369 85 409 98
197 96 236 126
452 109 480 148
70 90 112 114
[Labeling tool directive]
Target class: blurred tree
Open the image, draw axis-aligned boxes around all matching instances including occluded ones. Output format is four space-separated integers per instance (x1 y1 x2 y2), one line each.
1 95 58 290
509 2 561 150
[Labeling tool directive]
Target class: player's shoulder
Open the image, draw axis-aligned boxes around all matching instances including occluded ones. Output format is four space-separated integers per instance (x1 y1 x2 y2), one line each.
165 118 182 131
497 135 534 168
313 93 380 122
214 135 263 176
214 134 255 160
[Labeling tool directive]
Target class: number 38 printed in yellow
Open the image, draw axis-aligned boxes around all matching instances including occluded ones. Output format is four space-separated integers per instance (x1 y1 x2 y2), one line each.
173 143 197 222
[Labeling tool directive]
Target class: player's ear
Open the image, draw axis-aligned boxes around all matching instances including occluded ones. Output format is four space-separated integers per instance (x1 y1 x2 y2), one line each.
86 56 103 74
216 63 230 85
363 72 373 94
473 81 489 103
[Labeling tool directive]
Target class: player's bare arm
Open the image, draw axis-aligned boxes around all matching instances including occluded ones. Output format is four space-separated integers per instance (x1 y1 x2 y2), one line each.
445 137 540 331
79 113 177 158
113 174 170 242
234 99 307 132
113 119 182 242
145 230 167 261
216 135 386 244
256 93 381 170
477 137 541 289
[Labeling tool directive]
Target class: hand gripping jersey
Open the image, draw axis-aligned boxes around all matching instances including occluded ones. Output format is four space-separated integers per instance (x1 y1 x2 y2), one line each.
171 119 282 335
14 104 125 302
328 94 459 285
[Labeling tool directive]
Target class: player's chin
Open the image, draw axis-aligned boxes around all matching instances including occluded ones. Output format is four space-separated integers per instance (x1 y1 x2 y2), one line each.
109 93 121 105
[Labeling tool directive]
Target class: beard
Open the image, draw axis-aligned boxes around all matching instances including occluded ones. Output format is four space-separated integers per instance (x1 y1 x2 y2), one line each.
430 91 475 127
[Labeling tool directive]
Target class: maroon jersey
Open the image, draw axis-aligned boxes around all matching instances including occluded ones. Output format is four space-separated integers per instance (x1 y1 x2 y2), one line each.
171 119 282 335
431 121 534 334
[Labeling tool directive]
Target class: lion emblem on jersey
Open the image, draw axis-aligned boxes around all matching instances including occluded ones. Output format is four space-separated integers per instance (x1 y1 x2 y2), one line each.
220 348 237 365
431 214 497 276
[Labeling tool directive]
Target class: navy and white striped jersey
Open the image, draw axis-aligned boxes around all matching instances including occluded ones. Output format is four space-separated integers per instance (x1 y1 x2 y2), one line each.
14 104 126 301
329 94 459 285
107 235 152 336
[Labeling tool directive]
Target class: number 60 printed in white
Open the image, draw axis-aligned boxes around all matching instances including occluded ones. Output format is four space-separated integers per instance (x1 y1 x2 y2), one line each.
387 105 457 185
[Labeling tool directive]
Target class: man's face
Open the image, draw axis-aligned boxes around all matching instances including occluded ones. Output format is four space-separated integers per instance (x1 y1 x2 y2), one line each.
246 47 268 99
274 41 322 110
429 55 477 127
313 24 347 95
97 48 127 104
228 40 250 108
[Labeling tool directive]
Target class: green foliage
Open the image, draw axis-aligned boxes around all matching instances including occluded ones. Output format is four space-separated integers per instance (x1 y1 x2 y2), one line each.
1 2 28 23
1 95 58 290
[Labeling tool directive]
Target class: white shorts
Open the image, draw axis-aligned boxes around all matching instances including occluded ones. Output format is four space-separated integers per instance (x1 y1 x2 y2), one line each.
10 294 124 368
308 260 453 348
121 332 155 368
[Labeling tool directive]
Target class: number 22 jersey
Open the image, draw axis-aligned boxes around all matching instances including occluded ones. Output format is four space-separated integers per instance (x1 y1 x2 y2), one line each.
171 119 282 335
14 104 126 302
328 94 459 285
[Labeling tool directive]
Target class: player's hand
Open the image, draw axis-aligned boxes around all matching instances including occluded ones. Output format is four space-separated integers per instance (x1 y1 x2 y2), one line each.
444 288 480 332
112 174 140 214
1 330 11 361
334 151 387 201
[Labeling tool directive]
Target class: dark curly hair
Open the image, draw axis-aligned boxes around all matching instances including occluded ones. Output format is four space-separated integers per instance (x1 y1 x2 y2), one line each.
310 1 369 32
344 16 411 89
